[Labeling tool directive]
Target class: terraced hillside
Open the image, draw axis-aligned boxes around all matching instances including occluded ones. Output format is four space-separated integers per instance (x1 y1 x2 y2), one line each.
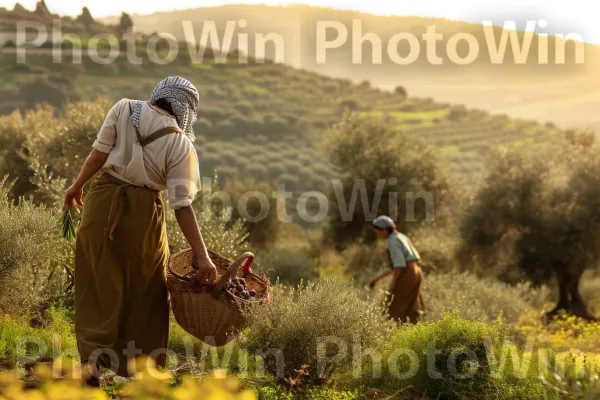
0 51 562 211
101 4 600 132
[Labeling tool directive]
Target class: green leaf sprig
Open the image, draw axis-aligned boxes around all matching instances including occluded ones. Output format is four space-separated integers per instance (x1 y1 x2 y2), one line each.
62 206 78 240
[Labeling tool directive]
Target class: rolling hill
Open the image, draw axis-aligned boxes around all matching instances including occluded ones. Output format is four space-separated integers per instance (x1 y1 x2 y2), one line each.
100 4 600 131
0 2 567 217
0 48 562 199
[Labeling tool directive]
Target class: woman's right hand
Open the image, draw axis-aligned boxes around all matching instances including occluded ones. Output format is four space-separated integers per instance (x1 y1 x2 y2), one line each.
194 253 217 285
173 206 218 285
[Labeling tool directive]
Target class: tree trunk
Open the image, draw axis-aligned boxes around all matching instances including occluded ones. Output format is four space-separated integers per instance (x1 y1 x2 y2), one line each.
545 269 596 321
568 273 596 320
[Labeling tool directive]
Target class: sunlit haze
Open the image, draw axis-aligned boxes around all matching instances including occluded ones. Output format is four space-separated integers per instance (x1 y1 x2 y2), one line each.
2 0 598 44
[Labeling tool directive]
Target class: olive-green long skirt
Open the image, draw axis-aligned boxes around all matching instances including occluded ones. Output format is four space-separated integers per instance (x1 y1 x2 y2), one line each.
75 172 170 377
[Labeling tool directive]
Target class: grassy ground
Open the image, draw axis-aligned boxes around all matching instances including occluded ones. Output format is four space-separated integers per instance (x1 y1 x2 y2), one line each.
2 275 600 399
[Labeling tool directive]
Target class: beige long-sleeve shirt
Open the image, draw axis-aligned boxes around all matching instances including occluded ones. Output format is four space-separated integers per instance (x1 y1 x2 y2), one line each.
92 98 201 210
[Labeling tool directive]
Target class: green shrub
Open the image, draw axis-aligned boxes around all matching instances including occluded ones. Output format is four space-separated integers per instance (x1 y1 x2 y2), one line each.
282 113 299 126
18 78 69 110
234 101 254 116
337 98 360 111
201 141 220 155
394 86 407 97
296 153 314 165
285 161 302 175
256 386 358 400
215 119 236 135
281 148 300 161
241 278 394 386
277 173 298 190
199 105 228 121
0 178 69 315
195 117 213 134
215 166 239 184
298 170 313 183
23 98 112 199
247 134 267 145
0 110 34 197
410 225 460 272
244 163 268 180
220 149 241 167
321 82 339 94
229 113 254 130
199 152 220 173
339 242 387 287
165 203 248 260
263 114 289 134
422 271 547 325
267 163 285 179
256 248 317 286
224 178 280 248
309 176 328 192
365 312 547 399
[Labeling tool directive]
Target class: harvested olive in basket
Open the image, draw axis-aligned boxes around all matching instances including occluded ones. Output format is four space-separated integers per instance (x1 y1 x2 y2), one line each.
219 273 263 301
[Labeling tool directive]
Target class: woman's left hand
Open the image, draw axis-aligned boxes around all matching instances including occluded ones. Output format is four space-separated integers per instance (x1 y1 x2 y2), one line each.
64 184 84 212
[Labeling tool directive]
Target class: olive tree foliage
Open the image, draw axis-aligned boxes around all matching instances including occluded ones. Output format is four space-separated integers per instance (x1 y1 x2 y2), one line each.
166 172 250 258
24 99 111 194
166 202 249 260
0 100 107 313
0 178 70 315
0 98 112 203
322 111 452 249
223 177 280 248
460 131 600 319
0 110 44 199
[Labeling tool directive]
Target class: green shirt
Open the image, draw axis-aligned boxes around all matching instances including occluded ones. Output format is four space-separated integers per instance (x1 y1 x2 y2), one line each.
386 232 420 268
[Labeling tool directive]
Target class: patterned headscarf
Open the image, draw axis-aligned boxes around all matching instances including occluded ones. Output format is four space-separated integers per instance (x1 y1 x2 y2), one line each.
131 76 200 142
372 215 397 230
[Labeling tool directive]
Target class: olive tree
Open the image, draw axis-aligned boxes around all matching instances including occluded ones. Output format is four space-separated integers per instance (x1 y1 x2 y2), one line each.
223 177 280 248
322 111 452 249
460 131 600 319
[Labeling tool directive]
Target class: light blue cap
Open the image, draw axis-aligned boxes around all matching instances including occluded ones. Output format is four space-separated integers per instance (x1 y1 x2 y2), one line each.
372 215 396 230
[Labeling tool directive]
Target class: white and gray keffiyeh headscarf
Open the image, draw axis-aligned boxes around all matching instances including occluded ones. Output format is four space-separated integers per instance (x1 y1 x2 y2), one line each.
131 76 200 142
372 215 397 230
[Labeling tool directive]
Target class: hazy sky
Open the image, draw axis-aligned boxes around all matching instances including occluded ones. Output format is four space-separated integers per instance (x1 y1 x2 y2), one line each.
4 0 596 43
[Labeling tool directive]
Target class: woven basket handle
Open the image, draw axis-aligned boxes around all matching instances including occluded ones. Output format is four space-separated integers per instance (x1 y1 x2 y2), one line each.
212 252 254 297
167 252 192 281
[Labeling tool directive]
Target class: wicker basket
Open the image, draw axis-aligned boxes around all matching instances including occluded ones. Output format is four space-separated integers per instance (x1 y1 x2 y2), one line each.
166 248 270 347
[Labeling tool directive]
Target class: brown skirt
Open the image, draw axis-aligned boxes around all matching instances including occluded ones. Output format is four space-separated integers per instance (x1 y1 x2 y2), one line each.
386 262 424 324
74 173 170 377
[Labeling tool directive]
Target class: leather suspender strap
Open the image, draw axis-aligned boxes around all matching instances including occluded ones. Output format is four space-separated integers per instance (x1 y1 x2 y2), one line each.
128 102 182 147
139 127 183 146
